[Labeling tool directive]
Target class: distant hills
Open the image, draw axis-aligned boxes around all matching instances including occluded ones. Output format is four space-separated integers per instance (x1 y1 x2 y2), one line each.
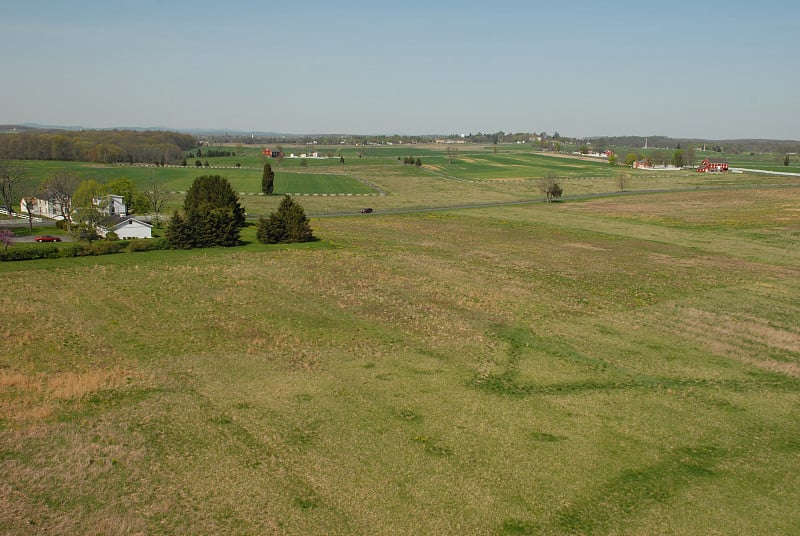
0 123 287 138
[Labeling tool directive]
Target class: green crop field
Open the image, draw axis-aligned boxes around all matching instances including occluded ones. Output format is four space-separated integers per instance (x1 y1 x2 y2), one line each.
14 160 375 199
2 156 799 535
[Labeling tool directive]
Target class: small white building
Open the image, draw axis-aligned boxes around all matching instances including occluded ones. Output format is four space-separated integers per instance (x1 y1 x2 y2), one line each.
97 217 153 239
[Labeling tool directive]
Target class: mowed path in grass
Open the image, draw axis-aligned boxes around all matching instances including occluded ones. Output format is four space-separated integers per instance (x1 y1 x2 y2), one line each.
1 186 799 533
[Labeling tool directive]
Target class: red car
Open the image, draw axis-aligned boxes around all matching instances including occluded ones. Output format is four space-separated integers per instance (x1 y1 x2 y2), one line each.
35 235 61 242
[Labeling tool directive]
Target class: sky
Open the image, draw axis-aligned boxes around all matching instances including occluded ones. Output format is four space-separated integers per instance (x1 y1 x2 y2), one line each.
1 0 798 139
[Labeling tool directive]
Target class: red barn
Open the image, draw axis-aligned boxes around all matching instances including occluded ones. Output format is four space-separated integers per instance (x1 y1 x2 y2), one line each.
697 158 728 172
262 148 284 158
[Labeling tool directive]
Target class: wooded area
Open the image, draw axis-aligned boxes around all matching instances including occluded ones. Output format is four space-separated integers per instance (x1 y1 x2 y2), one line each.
0 129 195 164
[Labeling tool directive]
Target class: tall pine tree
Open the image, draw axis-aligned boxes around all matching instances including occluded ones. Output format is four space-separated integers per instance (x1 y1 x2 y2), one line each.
166 175 245 248
262 162 275 195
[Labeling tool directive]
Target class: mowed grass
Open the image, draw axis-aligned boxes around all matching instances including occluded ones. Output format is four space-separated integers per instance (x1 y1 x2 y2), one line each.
2 185 800 534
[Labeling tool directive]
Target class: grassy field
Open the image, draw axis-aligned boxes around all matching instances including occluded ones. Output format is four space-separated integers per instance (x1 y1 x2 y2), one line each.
1 175 799 534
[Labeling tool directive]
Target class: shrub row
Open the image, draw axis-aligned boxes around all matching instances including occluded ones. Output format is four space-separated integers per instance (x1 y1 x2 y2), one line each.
0 237 169 262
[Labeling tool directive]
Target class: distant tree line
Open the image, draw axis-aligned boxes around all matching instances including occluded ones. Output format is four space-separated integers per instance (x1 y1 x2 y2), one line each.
188 148 234 158
0 129 195 164
585 136 799 156
199 131 553 147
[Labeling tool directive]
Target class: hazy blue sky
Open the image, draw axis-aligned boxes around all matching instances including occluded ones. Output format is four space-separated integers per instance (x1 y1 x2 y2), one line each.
1 0 798 139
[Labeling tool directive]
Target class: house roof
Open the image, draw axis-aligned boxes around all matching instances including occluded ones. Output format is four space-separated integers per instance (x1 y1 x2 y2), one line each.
98 216 152 231
112 218 152 231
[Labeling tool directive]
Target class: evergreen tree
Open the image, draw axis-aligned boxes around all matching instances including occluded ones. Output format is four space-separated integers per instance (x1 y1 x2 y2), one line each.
166 175 245 248
257 195 313 244
262 162 275 195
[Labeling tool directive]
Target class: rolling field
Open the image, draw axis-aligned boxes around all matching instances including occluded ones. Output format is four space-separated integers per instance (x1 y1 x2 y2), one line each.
1 181 799 534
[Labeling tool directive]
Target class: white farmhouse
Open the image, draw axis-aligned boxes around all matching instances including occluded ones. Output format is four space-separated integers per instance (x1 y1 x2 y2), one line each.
20 196 68 220
92 194 127 217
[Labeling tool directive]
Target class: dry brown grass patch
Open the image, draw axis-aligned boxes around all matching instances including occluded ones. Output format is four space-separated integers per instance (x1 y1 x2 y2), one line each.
565 242 608 251
1 368 137 422
667 307 800 377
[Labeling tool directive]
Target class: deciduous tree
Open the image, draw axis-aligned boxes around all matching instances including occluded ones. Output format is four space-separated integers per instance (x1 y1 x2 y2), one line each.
672 149 684 168
538 175 563 203
0 229 13 250
72 179 105 239
617 174 629 192
142 178 169 227
41 170 79 230
446 145 459 164
0 160 24 216
73 179 103 212
105 177 147 213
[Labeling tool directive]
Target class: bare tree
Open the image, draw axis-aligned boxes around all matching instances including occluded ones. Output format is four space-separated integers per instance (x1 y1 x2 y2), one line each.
142 179 169 227
18 181 41 231
446 145 459 164
21 196 37 231
0 228 13 250
41 170 79 231
617 173 629 192
0 160 24 216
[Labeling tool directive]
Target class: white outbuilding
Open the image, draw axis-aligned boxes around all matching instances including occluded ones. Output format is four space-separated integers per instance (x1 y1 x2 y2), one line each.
98 217 153 239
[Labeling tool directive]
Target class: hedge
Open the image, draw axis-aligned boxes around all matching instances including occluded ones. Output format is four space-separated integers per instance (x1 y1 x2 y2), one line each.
0 237 170 262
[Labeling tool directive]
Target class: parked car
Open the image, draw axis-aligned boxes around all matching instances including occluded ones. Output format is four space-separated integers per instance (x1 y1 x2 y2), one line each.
34 235 61 242
360 208 373 214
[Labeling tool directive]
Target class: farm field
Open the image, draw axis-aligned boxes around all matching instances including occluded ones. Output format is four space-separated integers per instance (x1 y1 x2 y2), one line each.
2 181 799 534
9 144 799 218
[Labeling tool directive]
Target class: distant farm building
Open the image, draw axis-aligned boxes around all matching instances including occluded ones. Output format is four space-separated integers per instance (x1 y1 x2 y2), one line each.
697 159 729 172
262 148 284 158
633 159 652 169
